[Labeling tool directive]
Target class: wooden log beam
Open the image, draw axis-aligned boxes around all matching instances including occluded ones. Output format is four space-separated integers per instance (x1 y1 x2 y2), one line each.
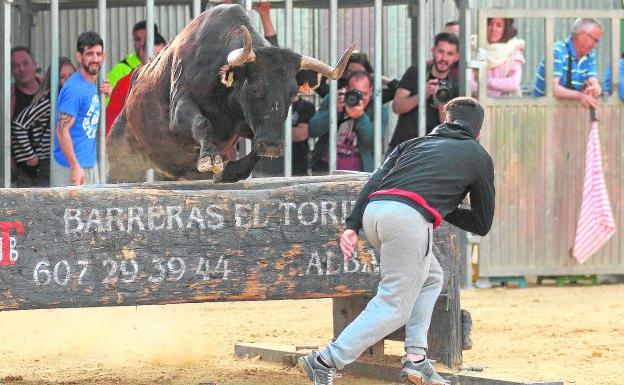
0 176 459 315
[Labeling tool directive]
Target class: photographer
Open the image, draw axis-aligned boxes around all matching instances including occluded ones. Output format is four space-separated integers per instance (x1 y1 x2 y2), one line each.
309 70 387 173
389 32 460 152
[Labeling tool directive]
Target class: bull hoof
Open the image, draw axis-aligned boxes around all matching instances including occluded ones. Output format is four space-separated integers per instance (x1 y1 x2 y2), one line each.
211 155 224 174
197 156 212 173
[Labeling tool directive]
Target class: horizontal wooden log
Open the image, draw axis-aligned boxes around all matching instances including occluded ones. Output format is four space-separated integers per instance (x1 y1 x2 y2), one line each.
0 176 459 312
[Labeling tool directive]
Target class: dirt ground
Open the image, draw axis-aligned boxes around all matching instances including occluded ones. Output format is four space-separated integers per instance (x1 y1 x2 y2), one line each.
0 283 622 385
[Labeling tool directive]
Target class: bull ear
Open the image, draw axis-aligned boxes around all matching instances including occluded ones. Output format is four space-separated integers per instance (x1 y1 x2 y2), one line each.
296 69 322 95
220 64 236 88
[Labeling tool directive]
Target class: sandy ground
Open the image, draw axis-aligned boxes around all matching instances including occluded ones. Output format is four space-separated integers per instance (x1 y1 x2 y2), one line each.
0 284 622 385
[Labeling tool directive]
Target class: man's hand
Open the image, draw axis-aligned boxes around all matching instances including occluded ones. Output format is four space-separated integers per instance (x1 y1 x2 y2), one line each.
99 80 111 97
584 78 602 97
425 79 439 98
25 156 39 167
579 92 599 109
337 89 345 112
340 229 359 261
345 101 366 119
70 165 86 186
253 1 270 16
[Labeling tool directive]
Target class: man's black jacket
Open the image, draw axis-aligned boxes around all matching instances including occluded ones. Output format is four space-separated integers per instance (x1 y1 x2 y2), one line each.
345 120 495 236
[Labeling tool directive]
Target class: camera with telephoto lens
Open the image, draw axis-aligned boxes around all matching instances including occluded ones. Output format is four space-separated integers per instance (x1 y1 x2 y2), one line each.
433 78 453 106
344 89 363 107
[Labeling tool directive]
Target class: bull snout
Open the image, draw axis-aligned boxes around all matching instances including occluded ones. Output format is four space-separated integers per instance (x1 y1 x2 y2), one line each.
254 140 284 159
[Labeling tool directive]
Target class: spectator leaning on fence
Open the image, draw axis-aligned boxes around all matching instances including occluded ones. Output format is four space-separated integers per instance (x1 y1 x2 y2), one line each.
532 18 602 108
52 31 109 187
603 53 624 101
107 20 159 93
11 57 75 188
472 17 525 97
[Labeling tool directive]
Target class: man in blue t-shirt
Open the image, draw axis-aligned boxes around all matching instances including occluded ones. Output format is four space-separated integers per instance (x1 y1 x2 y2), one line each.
53 31 108 186
532 18 602 109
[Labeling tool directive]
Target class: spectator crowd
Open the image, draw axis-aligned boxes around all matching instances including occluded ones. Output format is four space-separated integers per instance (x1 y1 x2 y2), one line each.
7 7 624 187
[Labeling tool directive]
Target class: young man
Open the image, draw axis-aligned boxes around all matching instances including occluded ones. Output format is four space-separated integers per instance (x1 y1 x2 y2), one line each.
108 20 159 92
52 31 107 186
299 97 495 385
105 32 167 135
390 33 460 151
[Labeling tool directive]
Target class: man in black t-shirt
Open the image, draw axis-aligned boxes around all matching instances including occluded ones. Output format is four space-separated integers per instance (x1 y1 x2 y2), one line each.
389 33 459 151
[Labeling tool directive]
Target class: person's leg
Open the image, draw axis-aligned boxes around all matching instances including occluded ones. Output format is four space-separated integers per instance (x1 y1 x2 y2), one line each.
401 254 448 385
318 201 432 370
404 254 444 356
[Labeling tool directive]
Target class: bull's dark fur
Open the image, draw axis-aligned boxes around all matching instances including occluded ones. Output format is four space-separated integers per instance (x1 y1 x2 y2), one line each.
108 4 312 182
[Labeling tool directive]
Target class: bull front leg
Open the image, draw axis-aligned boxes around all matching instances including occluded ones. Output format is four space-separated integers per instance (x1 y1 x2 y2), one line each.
169 59 223 173
213 151 260 183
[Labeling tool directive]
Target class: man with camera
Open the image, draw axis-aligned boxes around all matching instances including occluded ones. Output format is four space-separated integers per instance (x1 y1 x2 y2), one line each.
309 71 386 173
389 32 460 152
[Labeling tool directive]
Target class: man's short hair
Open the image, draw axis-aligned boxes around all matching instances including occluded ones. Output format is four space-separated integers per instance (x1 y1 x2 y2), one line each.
11 46 33 58
433 32 459 50
346 70 373 88
445 97 484 133
445 20 459 28
77 31 104 53
570 18 602 36
133 20 159 34
348 52 374 74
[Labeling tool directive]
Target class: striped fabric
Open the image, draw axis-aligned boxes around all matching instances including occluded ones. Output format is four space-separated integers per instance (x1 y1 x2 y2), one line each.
572 121 616 264
11 94 51 163
532 37 597 96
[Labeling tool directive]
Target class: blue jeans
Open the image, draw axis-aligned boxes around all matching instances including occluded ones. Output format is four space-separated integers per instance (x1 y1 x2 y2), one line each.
321 200 444 369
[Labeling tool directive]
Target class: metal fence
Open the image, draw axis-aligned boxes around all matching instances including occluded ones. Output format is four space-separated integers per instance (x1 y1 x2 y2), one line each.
477 9 624 277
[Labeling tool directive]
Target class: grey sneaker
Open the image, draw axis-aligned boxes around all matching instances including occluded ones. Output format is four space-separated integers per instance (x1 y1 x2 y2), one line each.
400 357 449 385
298 351 341 385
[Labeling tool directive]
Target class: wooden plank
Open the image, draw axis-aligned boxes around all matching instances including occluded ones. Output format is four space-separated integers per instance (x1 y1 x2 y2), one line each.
2 179 391 310
233 343 563 385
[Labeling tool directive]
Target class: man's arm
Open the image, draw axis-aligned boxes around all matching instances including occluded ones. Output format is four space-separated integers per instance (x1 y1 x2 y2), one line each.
345 144 403 232
392 87 419 114
55 112 84 185
444 158 495 236
552 77 598 108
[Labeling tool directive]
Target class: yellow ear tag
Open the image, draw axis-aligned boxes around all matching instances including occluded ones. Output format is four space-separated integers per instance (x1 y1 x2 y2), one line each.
225 71 235 87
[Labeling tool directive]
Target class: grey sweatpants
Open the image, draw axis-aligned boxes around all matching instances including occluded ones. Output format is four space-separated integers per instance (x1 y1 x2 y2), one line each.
320 200 445 370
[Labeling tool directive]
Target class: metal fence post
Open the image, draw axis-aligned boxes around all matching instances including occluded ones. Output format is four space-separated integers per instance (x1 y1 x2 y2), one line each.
329 0 338 173
417 0 426 138
49 0 60 185
284 0 293 177
373 0 382 167
98 0 107 183
1 0 12 187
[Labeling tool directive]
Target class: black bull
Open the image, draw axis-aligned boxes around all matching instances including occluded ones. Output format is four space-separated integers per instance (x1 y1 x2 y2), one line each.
107 4 355 183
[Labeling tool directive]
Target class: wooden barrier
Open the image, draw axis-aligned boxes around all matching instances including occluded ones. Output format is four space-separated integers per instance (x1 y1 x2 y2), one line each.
0 175 464 366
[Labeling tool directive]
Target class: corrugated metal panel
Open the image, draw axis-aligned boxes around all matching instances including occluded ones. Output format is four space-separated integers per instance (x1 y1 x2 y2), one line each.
32 4 190 72
480 99 624 276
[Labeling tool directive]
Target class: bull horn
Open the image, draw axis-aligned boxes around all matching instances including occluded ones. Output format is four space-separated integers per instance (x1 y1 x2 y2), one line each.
299 41 356 80
227 25 256 67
